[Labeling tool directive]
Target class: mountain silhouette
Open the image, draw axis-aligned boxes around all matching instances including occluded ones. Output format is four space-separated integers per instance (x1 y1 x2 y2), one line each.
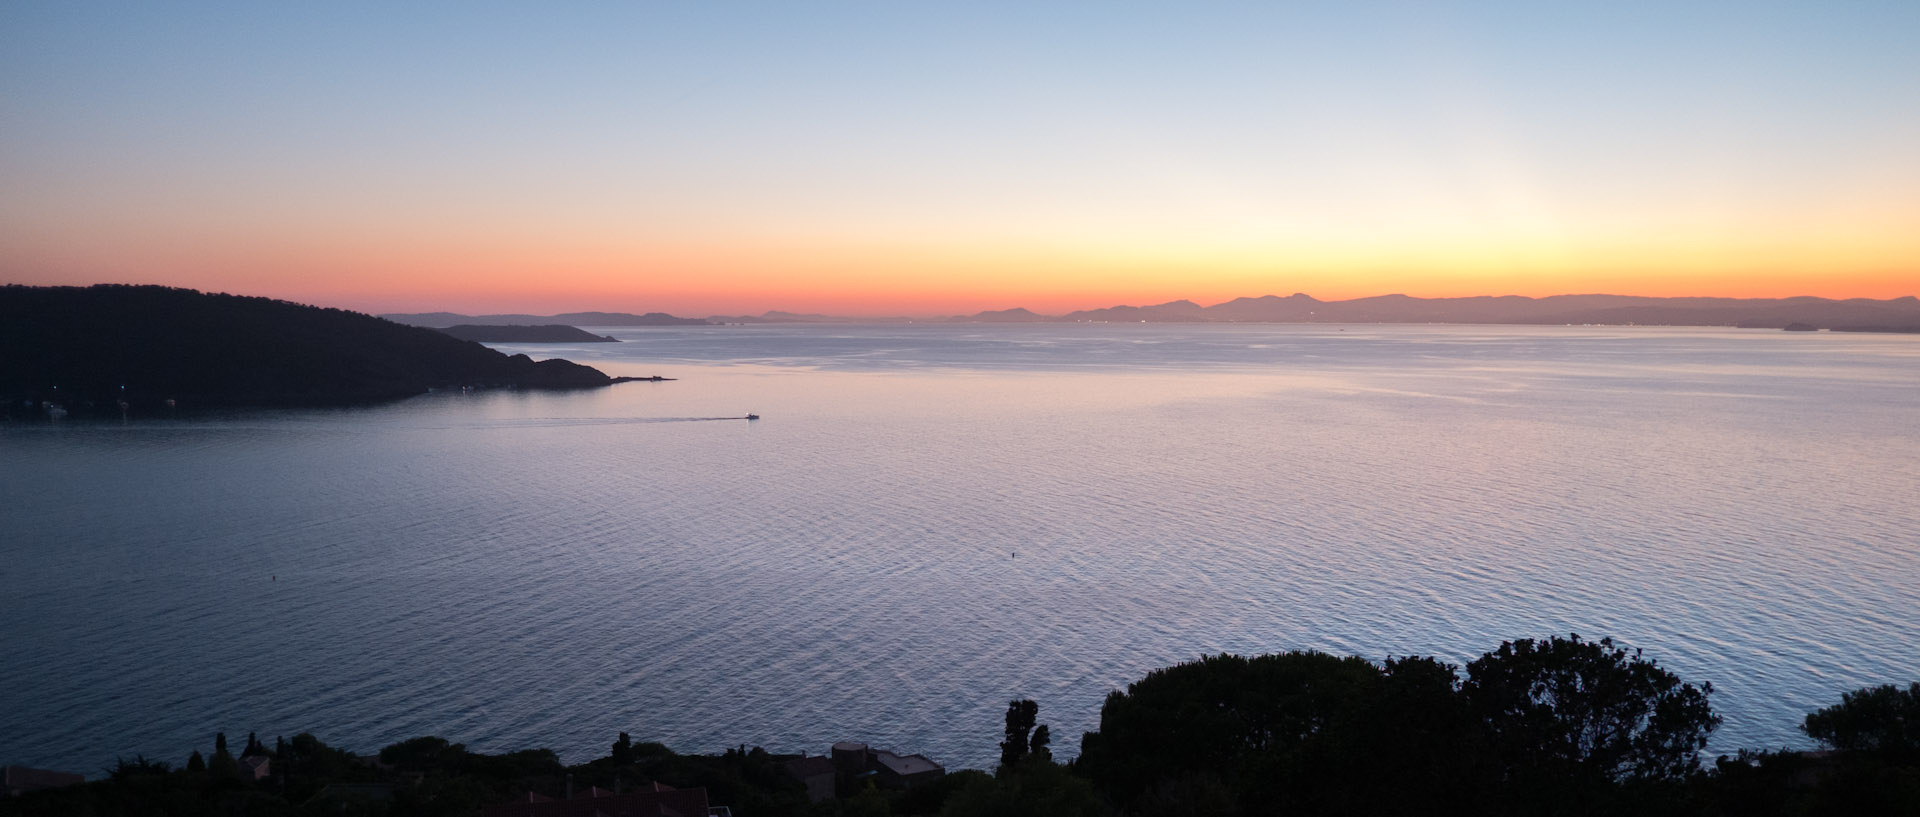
955 293 1920 328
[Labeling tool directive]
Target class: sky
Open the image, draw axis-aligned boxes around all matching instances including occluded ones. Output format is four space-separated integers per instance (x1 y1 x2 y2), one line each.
3 1 1917 316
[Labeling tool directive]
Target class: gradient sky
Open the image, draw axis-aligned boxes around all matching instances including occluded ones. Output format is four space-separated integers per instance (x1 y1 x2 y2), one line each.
4 1 1917 316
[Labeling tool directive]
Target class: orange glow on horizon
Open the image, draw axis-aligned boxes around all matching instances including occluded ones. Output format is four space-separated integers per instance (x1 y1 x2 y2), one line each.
5 208 1914 316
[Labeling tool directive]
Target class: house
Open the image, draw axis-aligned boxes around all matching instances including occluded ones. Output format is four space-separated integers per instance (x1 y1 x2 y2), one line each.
238 754 271 781
870 749 943 787
816 741 945 793
3 766 85 798
782 755 835 802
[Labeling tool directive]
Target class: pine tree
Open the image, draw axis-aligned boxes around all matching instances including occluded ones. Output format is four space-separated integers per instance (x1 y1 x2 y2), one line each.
999 699 1040 772
210 732 238 778
611 732 634 765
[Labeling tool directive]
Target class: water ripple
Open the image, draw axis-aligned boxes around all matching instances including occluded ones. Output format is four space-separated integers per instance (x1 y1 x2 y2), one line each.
3 324 1917 774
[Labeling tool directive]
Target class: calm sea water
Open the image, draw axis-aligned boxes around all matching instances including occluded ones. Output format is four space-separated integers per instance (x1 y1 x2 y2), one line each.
3 323 1917 775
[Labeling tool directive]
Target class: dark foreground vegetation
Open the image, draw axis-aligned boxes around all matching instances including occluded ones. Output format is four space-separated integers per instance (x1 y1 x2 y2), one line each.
1 285 631 418
4 635 1915 816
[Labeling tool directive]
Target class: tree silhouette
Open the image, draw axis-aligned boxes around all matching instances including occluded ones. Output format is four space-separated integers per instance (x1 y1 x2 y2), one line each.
1804 682 1920 758
1000 699 1040 772
107 755 171 781
941 762 1106 817
1462 634 1718 784
378 736 465 771
612 731 635 765
1076 651 1398 814
1029 724 1052 764
210 731 238 778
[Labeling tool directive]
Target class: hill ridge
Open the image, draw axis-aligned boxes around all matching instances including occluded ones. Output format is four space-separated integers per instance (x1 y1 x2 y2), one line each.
952 293 1920 328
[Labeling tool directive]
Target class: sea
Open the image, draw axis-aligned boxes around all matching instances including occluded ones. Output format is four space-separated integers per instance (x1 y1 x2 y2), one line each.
3 323 1917 776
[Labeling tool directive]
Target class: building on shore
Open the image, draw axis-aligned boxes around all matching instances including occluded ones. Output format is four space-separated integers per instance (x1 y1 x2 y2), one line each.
831 741 946 792
3 766 85 798
782 755 836 803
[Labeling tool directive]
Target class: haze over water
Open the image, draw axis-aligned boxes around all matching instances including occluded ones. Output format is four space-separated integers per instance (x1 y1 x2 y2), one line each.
3 323 1917 775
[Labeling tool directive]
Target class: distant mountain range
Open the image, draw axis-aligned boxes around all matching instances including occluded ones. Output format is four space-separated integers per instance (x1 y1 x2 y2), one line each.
955 293 1920 330
383 311 710 327
707 310 841 324
434 324 620 343
392 294 1920 331
392 309 936 326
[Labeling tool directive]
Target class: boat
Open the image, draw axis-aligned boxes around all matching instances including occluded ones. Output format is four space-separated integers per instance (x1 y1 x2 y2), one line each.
745 413 760 420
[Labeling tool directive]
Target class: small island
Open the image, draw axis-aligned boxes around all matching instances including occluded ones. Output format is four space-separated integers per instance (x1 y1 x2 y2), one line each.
0 285 656 418
434 324 621 343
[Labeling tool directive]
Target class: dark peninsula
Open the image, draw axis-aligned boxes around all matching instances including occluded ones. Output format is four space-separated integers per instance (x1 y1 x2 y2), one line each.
434 324 620 343
1 285 647 418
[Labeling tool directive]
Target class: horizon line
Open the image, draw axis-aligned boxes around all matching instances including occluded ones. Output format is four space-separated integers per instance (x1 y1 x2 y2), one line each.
368 290 1920 320
16 282 1920 321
